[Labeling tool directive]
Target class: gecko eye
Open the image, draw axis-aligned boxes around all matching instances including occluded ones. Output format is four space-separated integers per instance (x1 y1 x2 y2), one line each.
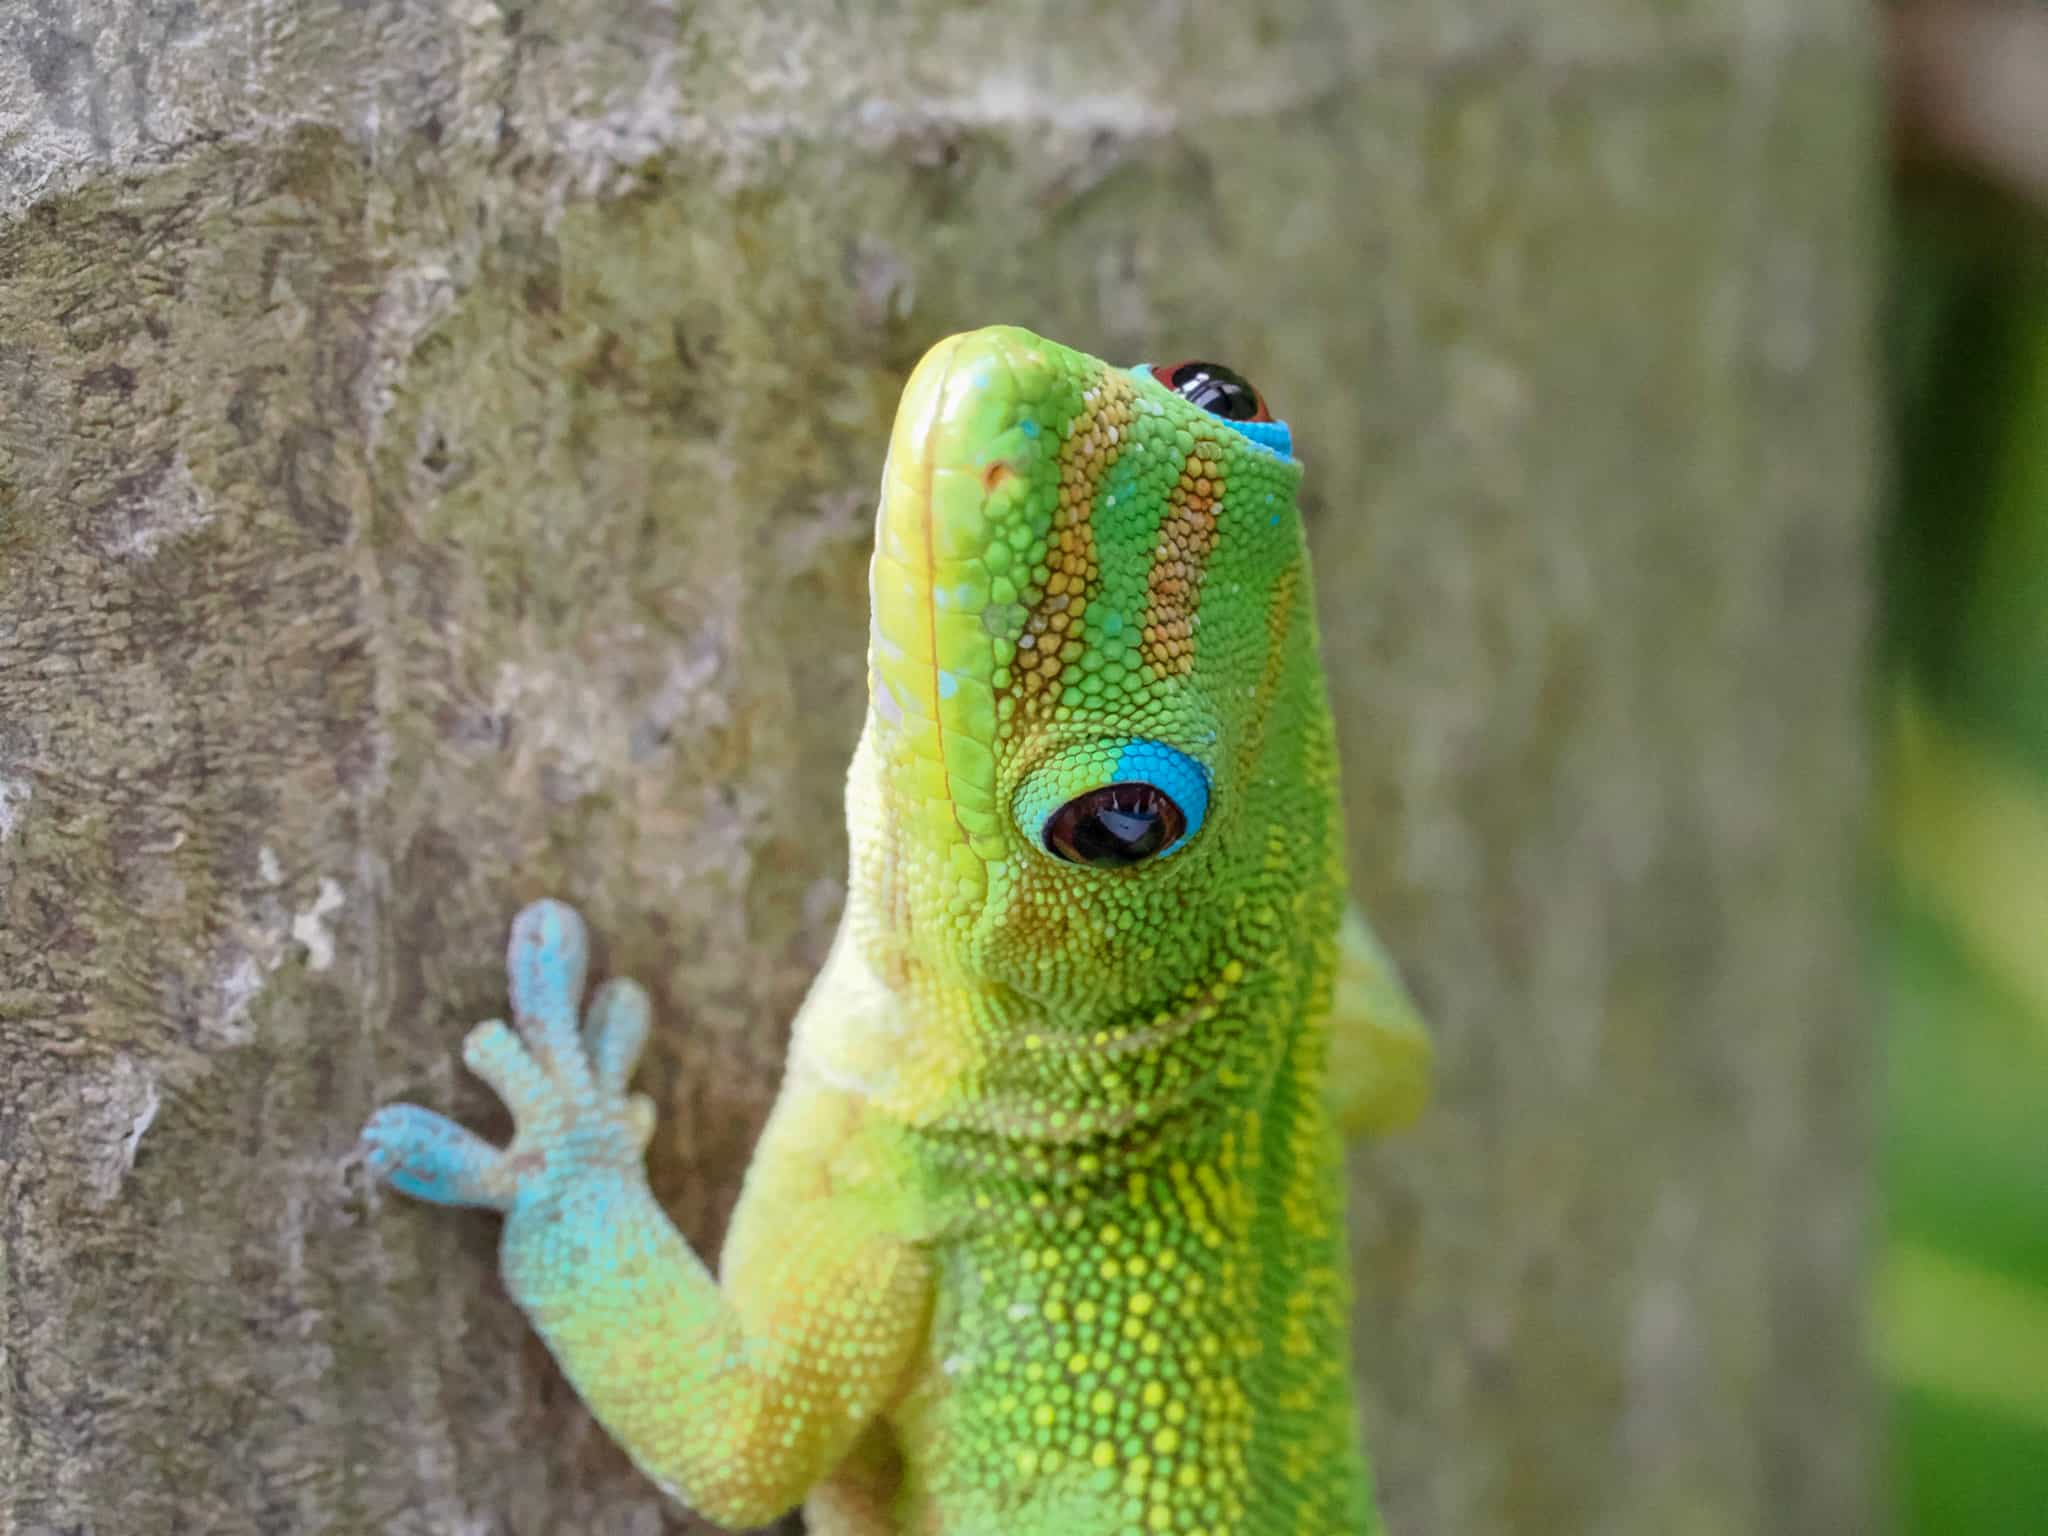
1016 739 1210 868
1042 784 1187 868
1151 360 1273 423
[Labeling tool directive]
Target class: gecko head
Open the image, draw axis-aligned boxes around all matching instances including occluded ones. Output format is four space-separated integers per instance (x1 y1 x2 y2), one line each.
852 325 1340 1019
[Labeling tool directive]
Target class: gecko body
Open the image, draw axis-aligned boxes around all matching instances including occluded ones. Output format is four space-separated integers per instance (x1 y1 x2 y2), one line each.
363 327 1428 1534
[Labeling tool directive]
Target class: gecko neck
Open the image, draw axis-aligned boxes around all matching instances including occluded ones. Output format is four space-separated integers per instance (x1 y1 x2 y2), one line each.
866 937 1326 1181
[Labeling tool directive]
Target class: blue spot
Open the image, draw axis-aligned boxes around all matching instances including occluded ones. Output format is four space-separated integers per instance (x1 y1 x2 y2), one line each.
1021 419 1041 438
937 670 959 699
1270 514 1280 526
1110 739 1210 857
1232 417 1295 458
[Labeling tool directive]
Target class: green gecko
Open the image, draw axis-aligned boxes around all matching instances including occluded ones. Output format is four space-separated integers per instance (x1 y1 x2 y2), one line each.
361 326 1430 1534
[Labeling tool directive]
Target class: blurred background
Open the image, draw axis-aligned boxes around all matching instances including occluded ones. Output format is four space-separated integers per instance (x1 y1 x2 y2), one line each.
1881 2 2048 1529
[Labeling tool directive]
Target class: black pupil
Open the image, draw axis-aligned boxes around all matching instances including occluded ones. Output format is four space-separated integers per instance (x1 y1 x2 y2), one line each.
1167 361 1261 422
1043 783 1187 868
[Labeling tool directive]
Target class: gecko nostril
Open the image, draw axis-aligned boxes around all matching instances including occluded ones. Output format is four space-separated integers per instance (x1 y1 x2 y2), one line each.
981 461 1014 493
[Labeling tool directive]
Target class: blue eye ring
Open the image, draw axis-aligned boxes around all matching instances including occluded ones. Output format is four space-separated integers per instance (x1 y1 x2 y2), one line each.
1130 363 1294 461
1105 740 1208 856
1014 739 1211 867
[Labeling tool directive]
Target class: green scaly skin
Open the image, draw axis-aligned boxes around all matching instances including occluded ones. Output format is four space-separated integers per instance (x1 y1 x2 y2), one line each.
361 326 1429 1535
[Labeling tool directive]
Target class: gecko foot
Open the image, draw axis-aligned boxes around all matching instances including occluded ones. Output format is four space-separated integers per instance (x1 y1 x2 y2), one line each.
362 898 657 1213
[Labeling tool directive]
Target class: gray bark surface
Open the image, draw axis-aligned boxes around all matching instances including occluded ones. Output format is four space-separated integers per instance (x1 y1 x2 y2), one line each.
1 3 1877 1533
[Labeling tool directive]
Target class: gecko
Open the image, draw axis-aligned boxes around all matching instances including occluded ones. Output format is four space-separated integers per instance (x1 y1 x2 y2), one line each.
360 326 1431 1535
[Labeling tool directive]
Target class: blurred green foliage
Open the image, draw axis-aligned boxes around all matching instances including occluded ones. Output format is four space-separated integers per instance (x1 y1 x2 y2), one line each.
1880 173 2048 1532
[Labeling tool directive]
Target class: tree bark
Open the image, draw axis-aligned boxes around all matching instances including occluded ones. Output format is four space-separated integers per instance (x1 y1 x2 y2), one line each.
0 3 1878 1532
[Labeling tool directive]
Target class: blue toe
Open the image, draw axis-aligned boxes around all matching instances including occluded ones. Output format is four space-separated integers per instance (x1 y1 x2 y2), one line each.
507 899 592 1077
362 1103 509 1210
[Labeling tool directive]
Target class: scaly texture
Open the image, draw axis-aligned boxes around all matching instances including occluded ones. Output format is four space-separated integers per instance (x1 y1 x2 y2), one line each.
360 325 1430 1534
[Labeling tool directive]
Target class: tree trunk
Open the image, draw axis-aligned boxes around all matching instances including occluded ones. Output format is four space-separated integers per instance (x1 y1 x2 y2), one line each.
0 3 1877 1532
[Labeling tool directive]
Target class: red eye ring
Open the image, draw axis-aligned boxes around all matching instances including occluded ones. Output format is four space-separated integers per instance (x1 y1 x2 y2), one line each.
1150 360 1273 424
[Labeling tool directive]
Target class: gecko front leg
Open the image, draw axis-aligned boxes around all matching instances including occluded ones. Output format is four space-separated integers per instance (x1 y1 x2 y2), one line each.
361 899 932 1529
